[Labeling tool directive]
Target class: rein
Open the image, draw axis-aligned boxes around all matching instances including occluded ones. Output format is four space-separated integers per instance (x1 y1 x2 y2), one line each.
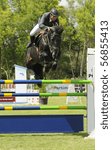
42 31 55 55
38 27 62 62
46 33 53 53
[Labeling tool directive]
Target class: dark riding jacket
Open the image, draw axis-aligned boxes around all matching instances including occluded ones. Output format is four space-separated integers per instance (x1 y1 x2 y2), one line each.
38 12 59 29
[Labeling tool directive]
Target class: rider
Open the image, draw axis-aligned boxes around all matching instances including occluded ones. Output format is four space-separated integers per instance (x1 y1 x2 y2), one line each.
27 8 59 48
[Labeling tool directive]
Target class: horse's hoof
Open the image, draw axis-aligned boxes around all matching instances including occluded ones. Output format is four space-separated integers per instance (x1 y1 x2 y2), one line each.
52 62 57 70
45 67 50 73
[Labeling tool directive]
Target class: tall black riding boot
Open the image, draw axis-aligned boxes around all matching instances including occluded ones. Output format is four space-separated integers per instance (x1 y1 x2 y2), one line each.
27 36 35 48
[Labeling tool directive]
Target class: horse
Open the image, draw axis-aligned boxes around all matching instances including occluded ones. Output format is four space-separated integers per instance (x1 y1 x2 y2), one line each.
26 26 63 86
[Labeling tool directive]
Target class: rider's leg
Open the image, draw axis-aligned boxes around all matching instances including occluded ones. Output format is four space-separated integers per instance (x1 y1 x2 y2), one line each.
27 24 41 48
27 36 35 48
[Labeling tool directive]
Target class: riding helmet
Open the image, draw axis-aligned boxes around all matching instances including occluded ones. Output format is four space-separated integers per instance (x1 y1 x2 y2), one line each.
50 8 59 16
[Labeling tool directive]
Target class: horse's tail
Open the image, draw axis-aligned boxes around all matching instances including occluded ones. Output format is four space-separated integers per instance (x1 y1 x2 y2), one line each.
26 46 40 68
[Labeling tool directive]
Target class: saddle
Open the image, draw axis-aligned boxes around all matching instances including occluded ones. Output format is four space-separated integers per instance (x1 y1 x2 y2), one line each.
35 30 45 47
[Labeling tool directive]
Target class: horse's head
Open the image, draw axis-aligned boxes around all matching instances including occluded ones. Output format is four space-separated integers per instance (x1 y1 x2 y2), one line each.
48 26 63 53
43 26 63 60
36 25 63 72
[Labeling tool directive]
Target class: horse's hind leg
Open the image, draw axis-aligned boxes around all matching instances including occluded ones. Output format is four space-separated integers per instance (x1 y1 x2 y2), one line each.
43 63 52 73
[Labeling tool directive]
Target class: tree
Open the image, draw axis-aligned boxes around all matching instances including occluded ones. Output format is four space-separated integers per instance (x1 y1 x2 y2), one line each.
75 0 95 76
0 0 95 79
61 0 95 78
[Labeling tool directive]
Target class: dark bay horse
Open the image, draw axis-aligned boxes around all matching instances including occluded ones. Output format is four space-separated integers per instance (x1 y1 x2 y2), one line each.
26 26 63 86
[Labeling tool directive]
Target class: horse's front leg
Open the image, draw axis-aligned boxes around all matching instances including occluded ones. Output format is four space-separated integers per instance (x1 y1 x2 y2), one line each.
52 61 57 70
51 50 61 70
41 52 51 73
43 60 52 73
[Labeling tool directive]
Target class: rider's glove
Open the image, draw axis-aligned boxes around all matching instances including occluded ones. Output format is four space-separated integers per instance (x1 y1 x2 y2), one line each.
46 27 51 31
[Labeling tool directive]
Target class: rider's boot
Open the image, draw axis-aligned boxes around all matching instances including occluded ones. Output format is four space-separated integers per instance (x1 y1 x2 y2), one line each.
35 35 40 47
27 36 35 48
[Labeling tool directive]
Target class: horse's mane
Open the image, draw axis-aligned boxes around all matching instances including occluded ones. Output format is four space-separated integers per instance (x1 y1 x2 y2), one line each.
51 26 63 34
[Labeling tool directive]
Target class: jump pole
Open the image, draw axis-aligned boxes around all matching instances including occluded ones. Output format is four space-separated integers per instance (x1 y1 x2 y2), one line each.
0 79 92 84
0 92 87 97
0 105 87 110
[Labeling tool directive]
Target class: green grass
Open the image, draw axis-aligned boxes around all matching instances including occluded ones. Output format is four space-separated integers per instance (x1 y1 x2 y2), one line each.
0 97 95 150
0 133 94 150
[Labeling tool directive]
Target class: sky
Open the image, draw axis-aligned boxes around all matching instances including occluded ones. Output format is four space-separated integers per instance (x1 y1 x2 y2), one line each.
59 0 68 7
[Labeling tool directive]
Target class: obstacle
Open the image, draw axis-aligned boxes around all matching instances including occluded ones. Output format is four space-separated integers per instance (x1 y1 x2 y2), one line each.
0 78 92 133
0 85 90 134
0 79 89 133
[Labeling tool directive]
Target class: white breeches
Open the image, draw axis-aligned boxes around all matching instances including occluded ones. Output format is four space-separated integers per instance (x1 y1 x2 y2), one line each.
30 24 41 36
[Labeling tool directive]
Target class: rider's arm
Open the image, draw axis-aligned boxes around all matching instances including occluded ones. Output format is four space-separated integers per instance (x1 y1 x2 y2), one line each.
55 18 59 26
38 13 49 30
